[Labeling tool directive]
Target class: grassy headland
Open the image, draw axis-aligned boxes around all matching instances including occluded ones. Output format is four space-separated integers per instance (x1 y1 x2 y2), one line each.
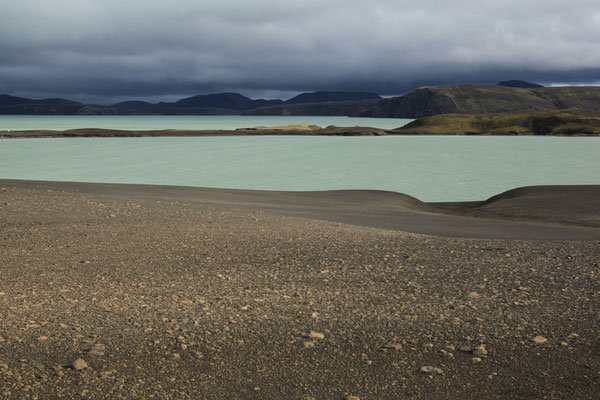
394 109 600 135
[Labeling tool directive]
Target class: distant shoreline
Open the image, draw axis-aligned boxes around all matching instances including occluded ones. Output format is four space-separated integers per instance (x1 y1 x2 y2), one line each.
2 126 599 138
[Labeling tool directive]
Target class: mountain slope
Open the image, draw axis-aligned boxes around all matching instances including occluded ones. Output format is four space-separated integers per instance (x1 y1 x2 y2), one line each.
244 99 381 116
0 94 85 115
360 85 600 118
497 80 544 88
285 91 381 104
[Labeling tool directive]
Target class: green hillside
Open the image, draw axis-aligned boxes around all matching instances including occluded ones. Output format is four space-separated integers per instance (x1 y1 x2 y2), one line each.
361 85 600 118
393 109 600 135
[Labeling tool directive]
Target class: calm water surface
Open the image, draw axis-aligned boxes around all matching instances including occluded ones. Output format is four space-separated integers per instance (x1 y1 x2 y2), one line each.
1 136 598 202
0 115 411 131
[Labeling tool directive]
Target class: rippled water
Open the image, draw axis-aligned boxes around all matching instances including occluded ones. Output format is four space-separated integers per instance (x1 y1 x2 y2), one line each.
1 135 598 201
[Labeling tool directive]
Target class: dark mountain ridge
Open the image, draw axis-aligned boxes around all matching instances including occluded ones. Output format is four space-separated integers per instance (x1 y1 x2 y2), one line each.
284 91 381 104
2 85 599 118
497 80 544 88
359 85 600 118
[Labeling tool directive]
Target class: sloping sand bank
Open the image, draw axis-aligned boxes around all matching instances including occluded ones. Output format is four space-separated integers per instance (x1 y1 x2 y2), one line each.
2 180 598 240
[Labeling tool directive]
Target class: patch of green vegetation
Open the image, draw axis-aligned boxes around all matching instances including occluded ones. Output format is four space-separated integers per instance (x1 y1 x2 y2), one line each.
394 109 600 136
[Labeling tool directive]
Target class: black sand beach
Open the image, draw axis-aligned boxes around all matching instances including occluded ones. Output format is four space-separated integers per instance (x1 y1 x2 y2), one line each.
1 180 599 399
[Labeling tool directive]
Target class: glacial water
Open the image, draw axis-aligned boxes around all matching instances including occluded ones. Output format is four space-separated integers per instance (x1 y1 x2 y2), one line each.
0 115 411 131
1 135 598 202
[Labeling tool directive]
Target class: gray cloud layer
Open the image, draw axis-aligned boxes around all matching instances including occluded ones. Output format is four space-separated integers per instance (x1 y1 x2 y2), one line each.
1 0 599 103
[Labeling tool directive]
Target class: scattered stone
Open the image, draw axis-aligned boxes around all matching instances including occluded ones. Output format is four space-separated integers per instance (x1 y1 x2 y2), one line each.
171 353 181 360
473 344 488 356
308 331 324 340
459 345 472 353
420 366 444 375
303 341 316 349
0 363 8 370
72 359 87 370
468 292 481 299
383 343 402 350
560 341 568 347
347 396 361 400
533 336 547 344
0 336 5 343
446 344 456 351
87 344 106 356
472 357 482 363
36 336 48 341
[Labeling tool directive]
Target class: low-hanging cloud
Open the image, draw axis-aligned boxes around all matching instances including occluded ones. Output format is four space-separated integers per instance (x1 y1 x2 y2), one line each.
1 0 599 103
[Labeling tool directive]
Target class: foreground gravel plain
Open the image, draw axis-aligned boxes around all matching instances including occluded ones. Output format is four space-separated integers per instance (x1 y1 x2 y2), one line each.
1 183 599 399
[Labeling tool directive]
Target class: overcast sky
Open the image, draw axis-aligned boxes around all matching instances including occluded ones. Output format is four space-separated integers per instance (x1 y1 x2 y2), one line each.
1 0 599 104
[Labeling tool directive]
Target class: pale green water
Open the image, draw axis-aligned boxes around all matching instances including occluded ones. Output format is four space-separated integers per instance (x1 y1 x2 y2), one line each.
0 115 411 131
1 136 598 202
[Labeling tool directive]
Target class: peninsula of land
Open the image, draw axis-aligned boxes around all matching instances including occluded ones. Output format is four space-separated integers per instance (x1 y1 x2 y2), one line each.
1 180 599 399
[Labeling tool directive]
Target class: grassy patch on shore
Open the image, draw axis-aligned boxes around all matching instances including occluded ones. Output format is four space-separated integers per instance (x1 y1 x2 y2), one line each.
393 109 600 135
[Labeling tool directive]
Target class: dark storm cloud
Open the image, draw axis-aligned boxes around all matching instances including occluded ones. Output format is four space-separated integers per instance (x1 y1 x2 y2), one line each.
1 0 600 103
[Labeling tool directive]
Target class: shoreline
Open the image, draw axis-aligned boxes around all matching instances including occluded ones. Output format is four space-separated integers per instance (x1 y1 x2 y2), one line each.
2 179 599 239
2 127 600 138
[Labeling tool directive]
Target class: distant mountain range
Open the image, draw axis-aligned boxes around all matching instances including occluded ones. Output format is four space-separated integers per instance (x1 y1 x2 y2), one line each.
0 91 382 116
2 83 599 118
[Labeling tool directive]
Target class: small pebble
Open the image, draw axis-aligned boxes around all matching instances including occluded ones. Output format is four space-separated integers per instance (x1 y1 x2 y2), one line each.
72 359 87 370
383 343 402 350
308 331 324 340
473 344 488 356
472 357 482 363
533 336 547 344
420 366 443 375
303 341 316 349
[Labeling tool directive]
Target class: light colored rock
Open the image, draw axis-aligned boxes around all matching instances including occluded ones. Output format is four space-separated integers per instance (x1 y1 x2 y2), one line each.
303 341 316 349
468 292 481 299
308 331 324 340
37 336 48 341
533 336 547 344
473 344 488 356
88 344 106 356
72 359 87 370
347 396 361 400
459 345 472 353
472 357 482 363
171 353 181 360
383 343 402 350
420 366 444 375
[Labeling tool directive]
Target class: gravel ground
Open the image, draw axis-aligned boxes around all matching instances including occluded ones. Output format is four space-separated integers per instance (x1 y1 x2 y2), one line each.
1 183 599 399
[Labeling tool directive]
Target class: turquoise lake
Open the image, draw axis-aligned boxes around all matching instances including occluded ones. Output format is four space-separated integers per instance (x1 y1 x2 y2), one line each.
1 134 598 202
